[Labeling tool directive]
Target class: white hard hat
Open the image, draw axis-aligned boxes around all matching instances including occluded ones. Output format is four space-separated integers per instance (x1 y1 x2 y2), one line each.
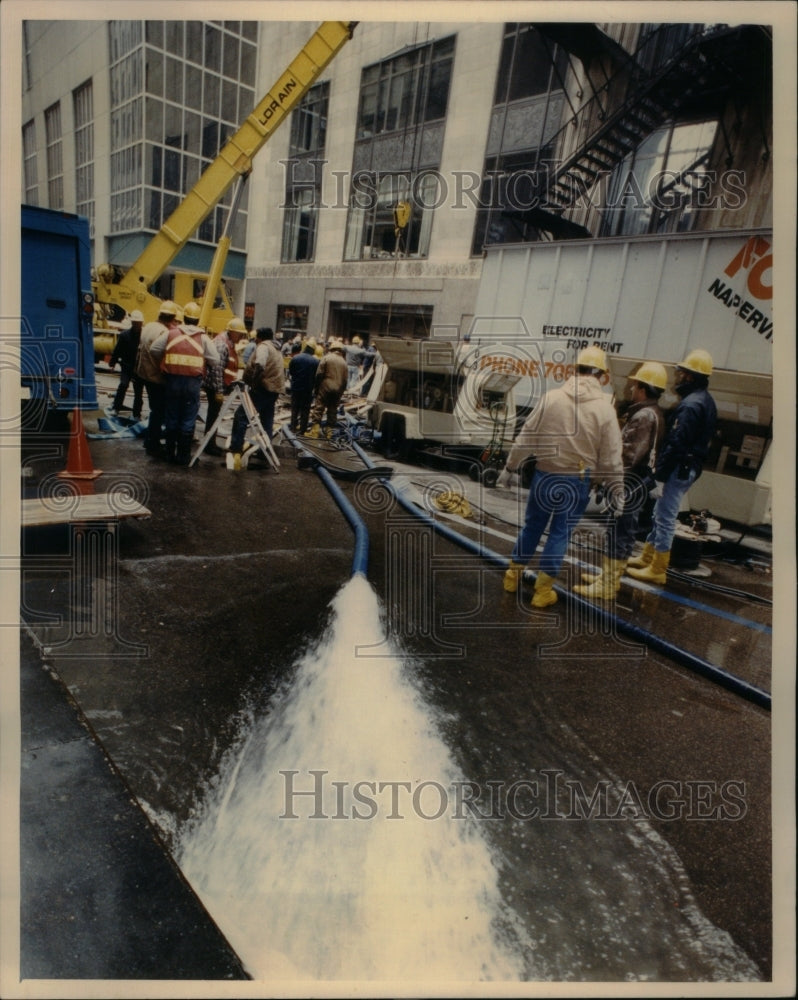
129 309 144 322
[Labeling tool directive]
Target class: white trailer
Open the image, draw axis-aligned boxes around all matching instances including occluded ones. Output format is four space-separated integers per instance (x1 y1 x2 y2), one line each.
368 337 521 474
469 230 773 526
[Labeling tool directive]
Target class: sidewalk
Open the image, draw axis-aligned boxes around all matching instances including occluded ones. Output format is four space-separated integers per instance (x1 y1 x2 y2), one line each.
19 628 248 982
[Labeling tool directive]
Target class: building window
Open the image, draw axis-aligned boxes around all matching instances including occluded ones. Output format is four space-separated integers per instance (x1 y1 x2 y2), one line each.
109 22 144 232
289 80 328 157
44 103 63 209
356 36 454 139
22 21 33 92
281 83 329 262
108 19 256 243
472 24 568 254
601 120 719 236
281 188 318 263
345 36 454 261
470 148 556 253
344 172 438 260
493 23 569 104
73 80 95 233
22 119 38 206
276 304 309 338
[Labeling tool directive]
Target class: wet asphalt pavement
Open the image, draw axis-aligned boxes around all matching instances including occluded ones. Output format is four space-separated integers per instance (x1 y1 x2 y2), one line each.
16 405 773 986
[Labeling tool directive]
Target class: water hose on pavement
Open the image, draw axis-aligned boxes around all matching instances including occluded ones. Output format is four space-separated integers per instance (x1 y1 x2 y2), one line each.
283 427 369 578
348 440 770 712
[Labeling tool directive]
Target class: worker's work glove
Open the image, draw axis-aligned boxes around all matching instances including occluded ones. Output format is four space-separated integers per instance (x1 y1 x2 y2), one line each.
215 393 224 404
496 466 519 490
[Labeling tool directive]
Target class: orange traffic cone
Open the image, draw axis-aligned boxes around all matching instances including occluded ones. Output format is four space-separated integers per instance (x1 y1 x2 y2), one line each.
57 407 102 492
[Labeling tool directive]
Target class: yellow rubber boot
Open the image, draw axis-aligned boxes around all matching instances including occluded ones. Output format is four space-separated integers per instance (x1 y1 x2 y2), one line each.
531 571 558 608
627 541 655 569
573 557 627 599
626 549 670 585
503 560 524 593
304 423 321 439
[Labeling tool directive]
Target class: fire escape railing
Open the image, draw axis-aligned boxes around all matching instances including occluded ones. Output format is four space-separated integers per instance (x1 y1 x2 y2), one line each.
530 22 764 215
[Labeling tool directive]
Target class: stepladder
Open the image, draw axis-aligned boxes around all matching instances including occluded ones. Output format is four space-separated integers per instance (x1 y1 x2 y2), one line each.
190 382 280 471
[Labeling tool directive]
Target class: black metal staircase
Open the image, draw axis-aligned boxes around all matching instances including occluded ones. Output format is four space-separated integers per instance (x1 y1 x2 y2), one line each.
532 22 771 215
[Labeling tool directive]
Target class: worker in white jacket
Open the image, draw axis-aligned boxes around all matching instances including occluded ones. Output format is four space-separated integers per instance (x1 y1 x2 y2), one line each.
501 346 624 608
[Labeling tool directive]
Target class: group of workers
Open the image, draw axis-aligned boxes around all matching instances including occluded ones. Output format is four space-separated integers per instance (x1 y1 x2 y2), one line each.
129 300 221 465
500 344 717 602
122 301 367 466
119 305 715 596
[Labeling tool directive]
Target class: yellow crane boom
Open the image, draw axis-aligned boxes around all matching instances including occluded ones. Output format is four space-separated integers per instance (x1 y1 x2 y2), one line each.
95 20 356 328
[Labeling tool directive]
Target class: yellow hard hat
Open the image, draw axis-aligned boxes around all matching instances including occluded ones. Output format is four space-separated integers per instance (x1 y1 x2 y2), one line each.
677 349 713 376
159 300 178 317
183 301 202 321
577 345 608 372
631 361 667 391
227 317 247 334
329 339 346 353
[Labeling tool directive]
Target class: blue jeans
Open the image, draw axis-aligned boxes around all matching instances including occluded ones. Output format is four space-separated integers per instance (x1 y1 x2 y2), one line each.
231 387 277 451
112 362 144 416
608 471 650 560
143 381 165 452
164 374 201 436
646 466 698 552
512 469 592 576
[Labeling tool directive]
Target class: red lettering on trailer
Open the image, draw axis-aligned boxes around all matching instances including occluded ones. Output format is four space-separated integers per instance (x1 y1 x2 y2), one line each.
723 236 773 300
479 356 540 376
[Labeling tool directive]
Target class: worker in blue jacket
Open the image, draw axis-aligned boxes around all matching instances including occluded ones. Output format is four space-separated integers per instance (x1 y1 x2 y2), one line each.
288 339 320 435
627 349 717 585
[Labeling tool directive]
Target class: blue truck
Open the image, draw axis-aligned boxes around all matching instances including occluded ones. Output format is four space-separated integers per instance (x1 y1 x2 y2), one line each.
20 205 97 434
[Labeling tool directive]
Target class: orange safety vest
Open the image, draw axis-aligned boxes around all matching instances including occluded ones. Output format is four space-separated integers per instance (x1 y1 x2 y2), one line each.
163 326 205 377
221 335 239 386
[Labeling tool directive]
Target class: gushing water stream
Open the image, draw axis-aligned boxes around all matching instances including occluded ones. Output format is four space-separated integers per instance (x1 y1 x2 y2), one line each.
177 574 761 984
178 574 526 981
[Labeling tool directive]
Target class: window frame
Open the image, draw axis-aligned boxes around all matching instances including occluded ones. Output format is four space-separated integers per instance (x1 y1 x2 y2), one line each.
281 82 331 263
343 171 439 261
22 119 38 206
73 80 95 231
44 102 63 210
355 35 455 140
601 119 720 237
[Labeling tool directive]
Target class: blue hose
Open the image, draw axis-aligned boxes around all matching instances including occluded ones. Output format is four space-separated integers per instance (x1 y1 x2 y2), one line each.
349 440 771 712
284 427 369 578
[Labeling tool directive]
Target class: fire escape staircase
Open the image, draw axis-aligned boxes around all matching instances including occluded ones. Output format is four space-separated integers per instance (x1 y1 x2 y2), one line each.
531 23 770 218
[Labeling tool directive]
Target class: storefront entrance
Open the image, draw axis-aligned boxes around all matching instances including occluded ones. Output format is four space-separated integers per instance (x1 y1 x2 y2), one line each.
328 302 433 345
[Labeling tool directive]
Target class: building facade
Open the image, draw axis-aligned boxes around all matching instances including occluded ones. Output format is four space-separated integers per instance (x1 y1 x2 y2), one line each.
20 19 772 341
21 18 259 303
245 19 772 343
